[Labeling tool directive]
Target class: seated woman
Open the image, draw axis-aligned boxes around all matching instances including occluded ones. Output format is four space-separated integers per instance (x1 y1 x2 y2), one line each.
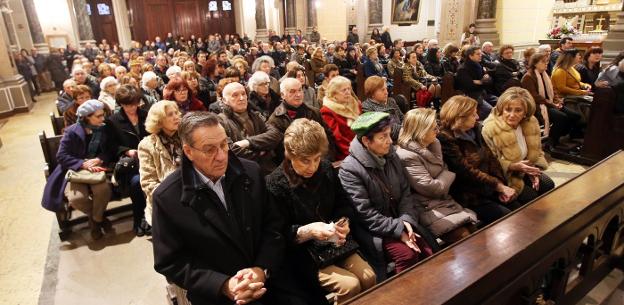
232 58 251 85
64 85 92 128
576 47 603 86
287 65 319 109
361 76 404 142
440 43 460 75
521 53 584 151
424 48 445 78
219 82 276 174
247 71 281 121
140 71 161 110
321 76 362 161
108 84 151 236
551 49 592 98
363 47 388 79
437 96 519 226
162 76 206 114
98 76 118 110
339 112 437 281
595 51 624 87
402 51 441 100
494 44 522 95
42 100 112 240
396 108 477 243
386 49 405 79
482 87 555 204
138 100 181 227
310 47 327 84
180 70 211 110
251 55 280 93
318 64 340 105
266 118 376 305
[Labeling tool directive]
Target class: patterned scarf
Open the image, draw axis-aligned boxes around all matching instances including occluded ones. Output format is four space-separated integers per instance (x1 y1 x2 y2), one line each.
158 131 182 166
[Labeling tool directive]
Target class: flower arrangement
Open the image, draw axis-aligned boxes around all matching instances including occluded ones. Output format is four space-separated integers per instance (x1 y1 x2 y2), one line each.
547 23 579 39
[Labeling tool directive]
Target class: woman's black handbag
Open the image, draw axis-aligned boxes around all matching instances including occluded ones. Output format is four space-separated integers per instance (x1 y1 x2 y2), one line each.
307 236 359 268
113 156 139 196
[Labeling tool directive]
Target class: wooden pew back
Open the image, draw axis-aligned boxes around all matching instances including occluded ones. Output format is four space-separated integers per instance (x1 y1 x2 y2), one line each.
346 151 624 305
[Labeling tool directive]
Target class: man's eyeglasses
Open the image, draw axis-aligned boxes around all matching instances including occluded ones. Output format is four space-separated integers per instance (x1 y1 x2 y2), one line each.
188 140 229 158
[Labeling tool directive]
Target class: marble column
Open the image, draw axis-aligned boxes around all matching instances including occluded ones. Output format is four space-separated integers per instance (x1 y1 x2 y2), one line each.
602 5 624 63
71 0 95 46
284 0 296 36
367 0 383 41
0 12 34 118
306 0 317 37
255 0 268 41
7 0 34 51
1 11 17 52
112 0 132 49
475 0 500 46
22 0 48 53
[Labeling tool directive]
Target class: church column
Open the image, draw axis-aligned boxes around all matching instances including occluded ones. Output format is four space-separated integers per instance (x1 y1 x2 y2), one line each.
0 12 35 118
475 0 500 46
22 0 48 53
255 0 268 41
70 0 95 46
7 0 35 51
305 0 317 38
367 0 382 41
284 0 296 37
602 5 624 63
111 0 132 49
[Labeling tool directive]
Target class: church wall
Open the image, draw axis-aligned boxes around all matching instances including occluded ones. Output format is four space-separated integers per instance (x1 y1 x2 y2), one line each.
496 0 556 46
317 0 348 41
380 0 438 43
33 0 80 47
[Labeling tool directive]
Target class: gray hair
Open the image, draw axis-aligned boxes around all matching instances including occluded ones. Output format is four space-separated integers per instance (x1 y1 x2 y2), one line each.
251 55 275 73
482 41 494 48
63 79 76 88
248 71 270 92
178 111 221 146
223 82 245 100
538 44 552 52
280 78 301 95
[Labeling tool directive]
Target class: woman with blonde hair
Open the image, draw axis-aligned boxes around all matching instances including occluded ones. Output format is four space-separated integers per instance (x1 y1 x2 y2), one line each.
551 49 592 97
321 76 361 160
482 87 554 204
397 108 477 243
266 118 375 304
137 100 181 226
438 95 519 226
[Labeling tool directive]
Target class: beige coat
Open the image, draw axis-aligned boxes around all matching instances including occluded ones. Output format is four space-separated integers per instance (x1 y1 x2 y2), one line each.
138 134 179 225
482 111 548 194
396 139 477 236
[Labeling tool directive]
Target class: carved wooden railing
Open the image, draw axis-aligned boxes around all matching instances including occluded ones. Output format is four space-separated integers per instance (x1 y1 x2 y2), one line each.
346 151 624 305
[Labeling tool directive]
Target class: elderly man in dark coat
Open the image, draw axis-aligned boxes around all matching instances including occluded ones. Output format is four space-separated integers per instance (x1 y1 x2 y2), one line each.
151 111 308 305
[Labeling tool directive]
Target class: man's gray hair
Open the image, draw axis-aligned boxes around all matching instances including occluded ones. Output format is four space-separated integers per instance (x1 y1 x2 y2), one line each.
538 44 552 52
280 78 301 95
248 71 270 92
482 41 494 48
178 111 221 146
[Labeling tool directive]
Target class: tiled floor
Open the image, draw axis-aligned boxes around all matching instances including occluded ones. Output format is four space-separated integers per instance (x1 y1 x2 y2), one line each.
0 93 610 305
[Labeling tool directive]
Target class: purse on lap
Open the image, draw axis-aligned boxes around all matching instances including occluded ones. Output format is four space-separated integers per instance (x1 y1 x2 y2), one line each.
65 169 106 184
307 236 360 269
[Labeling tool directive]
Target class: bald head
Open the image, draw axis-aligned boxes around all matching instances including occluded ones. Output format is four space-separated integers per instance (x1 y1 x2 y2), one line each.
222 82 245 100
222 82 248 113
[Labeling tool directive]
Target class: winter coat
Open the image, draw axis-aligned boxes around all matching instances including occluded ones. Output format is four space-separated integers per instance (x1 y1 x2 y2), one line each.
107 108 149 158
387 59 404 79
402 62 430 91
41 123 112 211
320 98 361 161
437 124 507 208
363 58 388 78
441 56 459 75
481 111 548 194
381 31 393 49
98 91 116 110
218 105 276 175
424 61 445 78
339 138 438 278
265 160 351 305
396 139 477 236
47 54 69 84
138 133 179 225
455 60 487 100
248 89 281 121
494 58 521 95
551 67 589 96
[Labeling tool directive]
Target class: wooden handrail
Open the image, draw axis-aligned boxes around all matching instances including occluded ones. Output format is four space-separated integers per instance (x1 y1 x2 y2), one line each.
346 151 624 305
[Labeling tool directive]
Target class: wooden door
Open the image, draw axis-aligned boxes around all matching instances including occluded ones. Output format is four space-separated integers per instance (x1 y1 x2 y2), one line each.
86 0 119 44
174 0 202 38
203 0 236 36
144 0 173 40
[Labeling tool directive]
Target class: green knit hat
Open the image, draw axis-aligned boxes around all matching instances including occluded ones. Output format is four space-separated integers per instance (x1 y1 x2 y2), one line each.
350 111 390 137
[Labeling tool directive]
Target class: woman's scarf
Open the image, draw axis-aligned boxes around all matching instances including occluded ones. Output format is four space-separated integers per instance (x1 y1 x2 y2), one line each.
322 96 360 126
534 69 554 136
158 131 182 165
80 121 104 158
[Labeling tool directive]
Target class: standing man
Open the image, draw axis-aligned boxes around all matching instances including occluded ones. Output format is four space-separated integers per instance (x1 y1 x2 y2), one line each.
309 27 321 44
347 27 360 44
152 111 306 305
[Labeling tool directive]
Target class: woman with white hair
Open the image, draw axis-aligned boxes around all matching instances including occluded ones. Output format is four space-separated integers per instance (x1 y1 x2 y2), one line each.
114 65 127 79
98 76 118 110
247 71 281 120
165 65 182 80
252 55 280 93
141 71 161 111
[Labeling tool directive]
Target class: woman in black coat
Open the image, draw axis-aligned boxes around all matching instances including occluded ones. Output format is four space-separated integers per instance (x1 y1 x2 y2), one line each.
494 45 522 95
424 47 445 77
107 84 150 236
47 49 70 91
266 119 376 304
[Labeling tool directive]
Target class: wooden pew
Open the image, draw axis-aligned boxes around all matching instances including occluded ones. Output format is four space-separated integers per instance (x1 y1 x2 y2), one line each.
440 73 462 104
392 68 411 102
346 151 624 305
355 64 366 101
581 87 624 162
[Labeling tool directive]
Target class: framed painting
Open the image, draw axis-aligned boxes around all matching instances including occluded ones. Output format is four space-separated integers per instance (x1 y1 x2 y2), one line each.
391 0 421 25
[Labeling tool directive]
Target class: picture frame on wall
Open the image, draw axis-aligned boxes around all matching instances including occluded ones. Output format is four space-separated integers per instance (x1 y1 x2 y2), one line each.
391 0 421 25
45 35 70 50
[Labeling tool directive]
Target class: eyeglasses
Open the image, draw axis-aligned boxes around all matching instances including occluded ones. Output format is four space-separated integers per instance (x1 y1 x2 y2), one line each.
189 140 229 158
175 88 188 93
257 82 270 87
